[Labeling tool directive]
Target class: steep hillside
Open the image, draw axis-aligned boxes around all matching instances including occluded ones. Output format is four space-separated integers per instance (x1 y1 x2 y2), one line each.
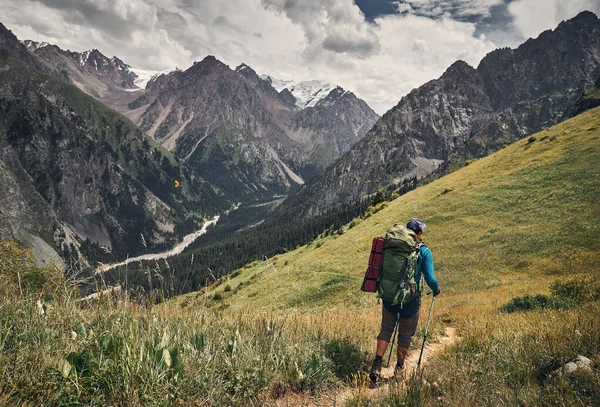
195 105 600 312
0 52 226 263
287 11 600 217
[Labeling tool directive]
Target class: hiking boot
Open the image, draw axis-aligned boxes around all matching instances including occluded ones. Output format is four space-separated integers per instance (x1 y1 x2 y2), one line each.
369 357 383 384
397 346 408 367
394 362 404 377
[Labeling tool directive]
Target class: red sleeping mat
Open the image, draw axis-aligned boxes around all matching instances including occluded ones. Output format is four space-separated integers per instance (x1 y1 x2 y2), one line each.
361 237 385 292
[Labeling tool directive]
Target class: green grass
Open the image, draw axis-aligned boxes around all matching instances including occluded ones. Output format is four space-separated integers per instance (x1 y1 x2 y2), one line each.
196 106 600 315
185 107 600 406
583 86 600 100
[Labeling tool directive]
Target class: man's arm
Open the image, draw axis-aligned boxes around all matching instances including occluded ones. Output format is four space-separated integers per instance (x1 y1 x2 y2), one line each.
420 246 440 295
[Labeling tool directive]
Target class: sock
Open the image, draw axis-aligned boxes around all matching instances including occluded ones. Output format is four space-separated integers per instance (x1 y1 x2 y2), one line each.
374 355 383 363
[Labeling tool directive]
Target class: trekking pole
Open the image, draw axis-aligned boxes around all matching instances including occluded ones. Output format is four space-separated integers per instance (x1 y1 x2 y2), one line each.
416 294 435 374
386 314 400 367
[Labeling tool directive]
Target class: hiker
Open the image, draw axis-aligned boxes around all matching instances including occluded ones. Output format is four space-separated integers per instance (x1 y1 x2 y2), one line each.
369 218 440 384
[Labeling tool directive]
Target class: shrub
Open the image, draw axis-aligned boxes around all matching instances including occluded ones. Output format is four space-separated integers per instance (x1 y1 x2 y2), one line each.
500 277 600 313
551 278 600 302
348 218 362 229
371 189 386 206
324 339 369 380
499 294 575 313
0 239 63 298
527 136 537 144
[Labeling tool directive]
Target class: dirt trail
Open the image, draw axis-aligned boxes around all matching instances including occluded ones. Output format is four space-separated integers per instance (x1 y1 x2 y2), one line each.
277 327 459 407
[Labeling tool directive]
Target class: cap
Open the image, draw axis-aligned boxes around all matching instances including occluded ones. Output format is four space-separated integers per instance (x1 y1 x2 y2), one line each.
406 218 426 234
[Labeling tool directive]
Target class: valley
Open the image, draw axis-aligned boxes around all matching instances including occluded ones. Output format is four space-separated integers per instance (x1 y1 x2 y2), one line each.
0 6 600 407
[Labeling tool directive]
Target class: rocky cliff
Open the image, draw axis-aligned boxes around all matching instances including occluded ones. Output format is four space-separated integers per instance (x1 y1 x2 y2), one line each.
0 24 227 263
127 56 318 201
236 64 379 168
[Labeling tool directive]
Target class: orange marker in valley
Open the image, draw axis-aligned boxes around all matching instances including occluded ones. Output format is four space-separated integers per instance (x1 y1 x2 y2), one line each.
174 180 180 188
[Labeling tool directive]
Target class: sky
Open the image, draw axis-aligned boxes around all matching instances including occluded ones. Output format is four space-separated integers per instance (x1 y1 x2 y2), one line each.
1 0 599 114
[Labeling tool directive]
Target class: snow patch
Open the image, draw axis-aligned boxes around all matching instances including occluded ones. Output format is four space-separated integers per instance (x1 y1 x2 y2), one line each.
261 75 337 109
129 67 178 89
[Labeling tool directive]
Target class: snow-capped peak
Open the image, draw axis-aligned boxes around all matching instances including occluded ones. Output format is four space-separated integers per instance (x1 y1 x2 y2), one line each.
22 40 50 52
260 75 337 109
129 67 179 89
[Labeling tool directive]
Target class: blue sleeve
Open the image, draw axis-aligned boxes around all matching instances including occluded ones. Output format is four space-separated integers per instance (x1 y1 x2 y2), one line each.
420 246 439 293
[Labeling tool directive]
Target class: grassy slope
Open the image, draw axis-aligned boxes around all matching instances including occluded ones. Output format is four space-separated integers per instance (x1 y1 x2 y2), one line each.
181 107 600 406
192 106 600 317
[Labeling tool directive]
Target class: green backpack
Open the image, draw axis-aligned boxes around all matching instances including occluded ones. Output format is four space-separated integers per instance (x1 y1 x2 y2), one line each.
377 224 422 307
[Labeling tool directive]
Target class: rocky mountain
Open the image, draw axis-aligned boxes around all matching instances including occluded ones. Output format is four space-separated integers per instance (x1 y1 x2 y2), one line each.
286 10 600 217
0 24 227 264
117 57 377 201
125 56 318 201
237 64 380 168
23 40 137 98
571 68 600 116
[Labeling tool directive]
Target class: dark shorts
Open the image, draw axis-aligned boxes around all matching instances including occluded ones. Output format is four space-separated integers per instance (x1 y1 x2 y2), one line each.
377 298 421 348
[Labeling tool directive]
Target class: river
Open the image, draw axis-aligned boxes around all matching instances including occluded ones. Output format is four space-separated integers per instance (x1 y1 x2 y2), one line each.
96 215 220 274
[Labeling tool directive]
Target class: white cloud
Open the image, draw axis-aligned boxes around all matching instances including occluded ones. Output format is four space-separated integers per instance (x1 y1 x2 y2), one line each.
261 0 381 58
398 0 504 19
2 0 595 115
508 0 600 40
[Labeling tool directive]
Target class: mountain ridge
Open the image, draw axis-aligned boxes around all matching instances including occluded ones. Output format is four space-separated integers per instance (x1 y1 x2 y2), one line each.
283 10 600 218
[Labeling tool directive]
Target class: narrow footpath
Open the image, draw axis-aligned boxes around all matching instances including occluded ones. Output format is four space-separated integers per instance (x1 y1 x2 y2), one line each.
276 327 459 407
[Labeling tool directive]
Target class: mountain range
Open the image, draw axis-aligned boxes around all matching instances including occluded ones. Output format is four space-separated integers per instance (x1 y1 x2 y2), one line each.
1 11 600 271
0 25 227 265
141 10 600 296
0 22 379 264
23 38 380 201
286 10 600 218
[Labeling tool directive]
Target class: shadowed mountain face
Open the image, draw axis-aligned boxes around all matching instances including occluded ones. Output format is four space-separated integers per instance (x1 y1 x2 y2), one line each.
0 24 227 264
287 11 600 217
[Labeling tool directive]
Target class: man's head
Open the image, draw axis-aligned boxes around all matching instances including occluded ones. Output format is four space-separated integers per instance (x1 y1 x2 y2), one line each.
406 218 426 241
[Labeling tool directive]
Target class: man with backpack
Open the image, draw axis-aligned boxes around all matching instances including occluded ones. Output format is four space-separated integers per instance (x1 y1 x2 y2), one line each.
369 218 440 384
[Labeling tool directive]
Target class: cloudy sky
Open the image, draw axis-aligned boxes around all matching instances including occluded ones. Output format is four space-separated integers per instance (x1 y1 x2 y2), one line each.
1 0 599 114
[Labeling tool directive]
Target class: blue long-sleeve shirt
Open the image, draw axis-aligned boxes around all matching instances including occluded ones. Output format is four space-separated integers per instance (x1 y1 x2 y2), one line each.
383 244 438 316
416 245 439 294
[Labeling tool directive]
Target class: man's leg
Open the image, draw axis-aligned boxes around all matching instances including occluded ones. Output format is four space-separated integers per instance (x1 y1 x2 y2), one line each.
370 305 398 383
394 309 420 373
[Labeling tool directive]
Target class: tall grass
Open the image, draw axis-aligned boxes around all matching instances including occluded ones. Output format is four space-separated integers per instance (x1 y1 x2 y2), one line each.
1 294 355 406
0 241 377 406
